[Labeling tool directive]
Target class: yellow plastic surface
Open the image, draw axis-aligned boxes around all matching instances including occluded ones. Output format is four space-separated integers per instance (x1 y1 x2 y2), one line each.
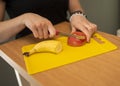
22 33 117 74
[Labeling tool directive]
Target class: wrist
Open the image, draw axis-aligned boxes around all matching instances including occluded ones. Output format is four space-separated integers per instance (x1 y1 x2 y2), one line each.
17 13 27 28
69 10 87 21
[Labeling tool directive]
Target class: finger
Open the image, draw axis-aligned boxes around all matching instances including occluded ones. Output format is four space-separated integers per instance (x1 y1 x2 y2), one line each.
91 24 97 32
85 23 97 36
36 23 43 39
30 25 39 38
84 24 94 36
82 28 91 42
43 24 49 39
71 25 76 33
76 25 91 42
48 24 56 38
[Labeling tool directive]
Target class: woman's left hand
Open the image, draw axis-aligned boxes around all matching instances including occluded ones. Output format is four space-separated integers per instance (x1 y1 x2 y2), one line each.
70 15 97 42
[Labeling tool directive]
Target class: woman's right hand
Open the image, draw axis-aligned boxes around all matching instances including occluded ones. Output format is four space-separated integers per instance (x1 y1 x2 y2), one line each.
22 13 56 39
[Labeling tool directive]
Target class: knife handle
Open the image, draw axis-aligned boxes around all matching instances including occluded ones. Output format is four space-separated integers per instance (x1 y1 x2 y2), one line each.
55 30 60 35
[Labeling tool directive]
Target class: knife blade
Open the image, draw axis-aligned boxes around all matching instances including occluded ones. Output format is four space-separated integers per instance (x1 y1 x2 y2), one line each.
56 30 85 40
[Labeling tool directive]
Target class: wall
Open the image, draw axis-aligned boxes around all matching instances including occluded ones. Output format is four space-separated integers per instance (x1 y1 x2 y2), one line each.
80 0 119 35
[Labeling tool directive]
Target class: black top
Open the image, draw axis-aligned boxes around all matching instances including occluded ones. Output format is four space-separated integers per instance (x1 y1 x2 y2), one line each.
4 0 69 38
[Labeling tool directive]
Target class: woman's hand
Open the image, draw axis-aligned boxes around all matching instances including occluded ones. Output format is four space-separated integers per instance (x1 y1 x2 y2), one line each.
70 14 97 42
22 13 56 39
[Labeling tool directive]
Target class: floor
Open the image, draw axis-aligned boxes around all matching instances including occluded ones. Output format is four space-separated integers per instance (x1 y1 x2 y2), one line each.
0 57 29 86
0 57 18 86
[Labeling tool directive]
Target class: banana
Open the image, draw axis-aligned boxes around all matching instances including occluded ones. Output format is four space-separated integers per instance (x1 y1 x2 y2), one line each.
23 40 62 57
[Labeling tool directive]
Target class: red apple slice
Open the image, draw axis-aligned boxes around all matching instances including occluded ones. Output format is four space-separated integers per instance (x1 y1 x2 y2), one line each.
67 31 87 47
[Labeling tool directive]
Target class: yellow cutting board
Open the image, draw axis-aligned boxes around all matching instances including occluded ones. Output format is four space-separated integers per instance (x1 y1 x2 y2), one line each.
22 33 117 74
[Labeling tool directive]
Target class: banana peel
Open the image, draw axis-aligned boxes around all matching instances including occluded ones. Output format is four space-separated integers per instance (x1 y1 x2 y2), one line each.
23 40 62 57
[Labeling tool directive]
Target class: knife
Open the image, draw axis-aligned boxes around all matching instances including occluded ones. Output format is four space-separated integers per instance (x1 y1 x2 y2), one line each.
56 30 85 40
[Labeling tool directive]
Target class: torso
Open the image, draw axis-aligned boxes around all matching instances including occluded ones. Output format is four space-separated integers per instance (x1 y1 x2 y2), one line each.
4 0 69 38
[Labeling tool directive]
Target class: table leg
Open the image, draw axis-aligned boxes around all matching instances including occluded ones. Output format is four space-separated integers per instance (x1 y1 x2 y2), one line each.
14 69 31 86
14 69 23 86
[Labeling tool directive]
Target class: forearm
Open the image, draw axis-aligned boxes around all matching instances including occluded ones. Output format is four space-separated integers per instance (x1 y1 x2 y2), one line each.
0 0 25 43
69 0 84 13
0 15 25 43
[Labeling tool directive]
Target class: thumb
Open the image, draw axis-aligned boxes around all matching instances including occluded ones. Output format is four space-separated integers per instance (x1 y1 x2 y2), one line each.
71 26 76 33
